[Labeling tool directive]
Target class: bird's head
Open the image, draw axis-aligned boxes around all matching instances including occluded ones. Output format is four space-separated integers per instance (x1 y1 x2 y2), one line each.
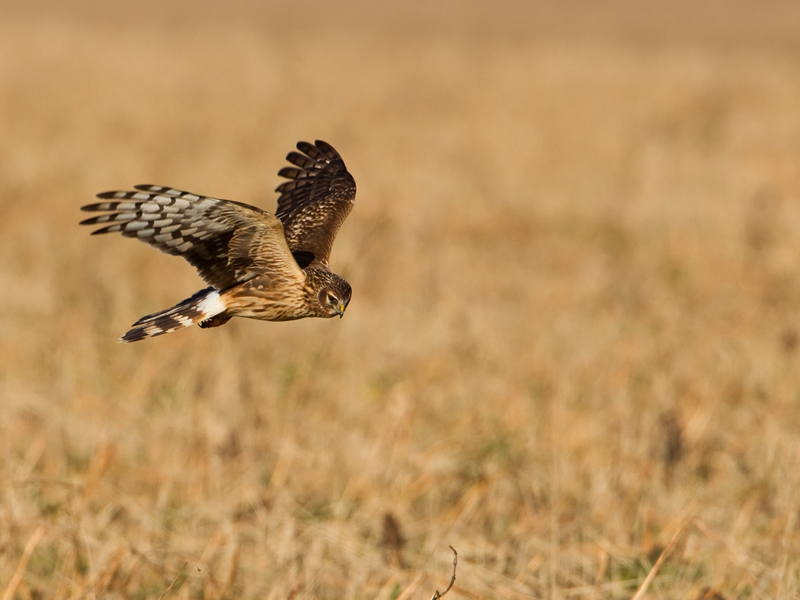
317 274 352 318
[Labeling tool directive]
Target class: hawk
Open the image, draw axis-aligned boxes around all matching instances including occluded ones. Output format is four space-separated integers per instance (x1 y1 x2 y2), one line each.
81 140 355 342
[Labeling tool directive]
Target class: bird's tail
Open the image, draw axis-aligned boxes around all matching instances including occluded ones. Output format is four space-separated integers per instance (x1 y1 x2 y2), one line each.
121 287 228 342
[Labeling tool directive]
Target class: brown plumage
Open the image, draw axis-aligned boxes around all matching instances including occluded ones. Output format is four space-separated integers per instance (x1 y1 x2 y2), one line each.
81 140 355 342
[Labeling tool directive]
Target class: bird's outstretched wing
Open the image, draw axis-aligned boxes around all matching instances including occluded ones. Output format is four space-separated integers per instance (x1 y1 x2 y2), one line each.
275 140 356 268
81 185 303 290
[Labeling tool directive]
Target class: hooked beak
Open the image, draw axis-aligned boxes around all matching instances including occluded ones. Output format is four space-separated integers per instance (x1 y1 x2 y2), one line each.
337 304 346 318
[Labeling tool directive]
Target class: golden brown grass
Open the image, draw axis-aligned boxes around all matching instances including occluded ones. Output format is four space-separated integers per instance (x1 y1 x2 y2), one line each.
2 4 800 598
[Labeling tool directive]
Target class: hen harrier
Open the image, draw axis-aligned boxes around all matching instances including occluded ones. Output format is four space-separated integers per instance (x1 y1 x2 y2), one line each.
81 140 355 342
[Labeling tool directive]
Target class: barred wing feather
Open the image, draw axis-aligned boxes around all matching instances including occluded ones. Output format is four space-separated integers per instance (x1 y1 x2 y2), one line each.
80 185 302 290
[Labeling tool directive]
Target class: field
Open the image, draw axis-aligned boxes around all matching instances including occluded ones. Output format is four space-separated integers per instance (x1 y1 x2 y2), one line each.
2 2 800 598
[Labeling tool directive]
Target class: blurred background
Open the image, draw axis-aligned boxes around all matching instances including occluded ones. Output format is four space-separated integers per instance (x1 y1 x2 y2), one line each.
2 1 800 598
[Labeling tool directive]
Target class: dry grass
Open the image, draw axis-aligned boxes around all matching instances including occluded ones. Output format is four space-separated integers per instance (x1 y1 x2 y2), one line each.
2 4 800 598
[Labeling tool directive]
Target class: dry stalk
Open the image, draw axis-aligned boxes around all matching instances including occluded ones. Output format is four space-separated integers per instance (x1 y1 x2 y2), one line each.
630 521 691 600
1 526 45 600
588 548 608 600
221 544 241 599
431 546 458 600
395 573 423 600
157 562 188 600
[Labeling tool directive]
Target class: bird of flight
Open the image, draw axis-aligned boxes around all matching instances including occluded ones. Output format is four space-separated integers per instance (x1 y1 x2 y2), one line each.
81 140 355 342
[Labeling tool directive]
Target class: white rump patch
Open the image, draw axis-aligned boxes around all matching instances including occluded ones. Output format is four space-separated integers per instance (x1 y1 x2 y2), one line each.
198 291 226 318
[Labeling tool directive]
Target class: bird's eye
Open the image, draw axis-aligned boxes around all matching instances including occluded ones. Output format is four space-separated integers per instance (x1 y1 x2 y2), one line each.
327 294 337 304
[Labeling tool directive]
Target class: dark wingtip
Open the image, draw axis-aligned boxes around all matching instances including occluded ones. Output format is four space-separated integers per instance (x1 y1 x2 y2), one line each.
119 329 143 343
278 166 300 179
314 140 339 158
120 324 163 342
79 212 113 230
